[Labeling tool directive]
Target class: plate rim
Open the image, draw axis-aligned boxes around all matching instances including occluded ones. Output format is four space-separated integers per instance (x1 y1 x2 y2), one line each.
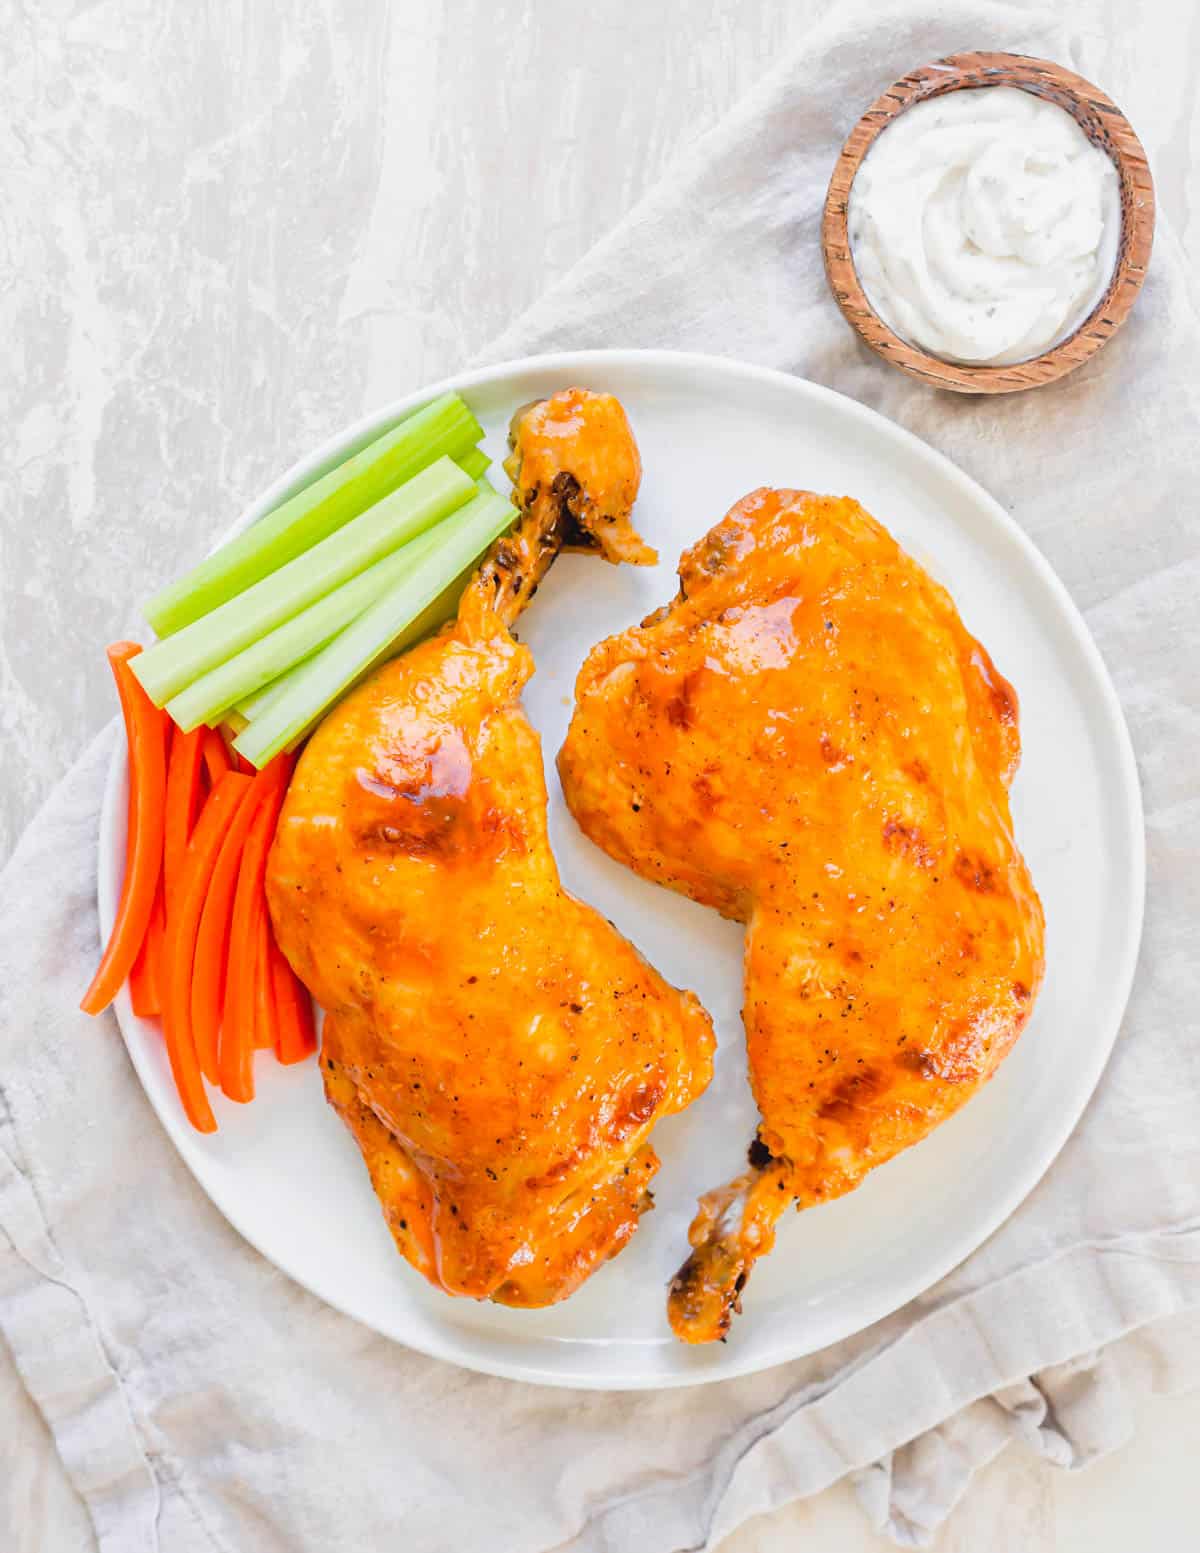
98 347 1146 1389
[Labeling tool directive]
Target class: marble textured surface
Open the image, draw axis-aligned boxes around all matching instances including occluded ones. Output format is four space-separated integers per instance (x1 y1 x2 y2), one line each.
3 1 1198 1548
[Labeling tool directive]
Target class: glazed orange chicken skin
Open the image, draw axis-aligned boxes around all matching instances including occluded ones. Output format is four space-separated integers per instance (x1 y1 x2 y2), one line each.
558 489 1045 1341
267 391 713 1307
502 387 654 570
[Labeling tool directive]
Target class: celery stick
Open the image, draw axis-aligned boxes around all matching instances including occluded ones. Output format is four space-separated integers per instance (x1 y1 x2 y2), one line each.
237 482 506 733
133 458 476 707
240 560 473 733
144 393 483 638
455 446 491 481
235 650 325 722
235 671 296 729
165 526 460 731
232 554 437 733
234 490 516 768
231 480 491 726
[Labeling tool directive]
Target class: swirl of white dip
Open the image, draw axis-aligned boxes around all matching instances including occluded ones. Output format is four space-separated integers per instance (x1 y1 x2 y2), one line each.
847 87 1120 366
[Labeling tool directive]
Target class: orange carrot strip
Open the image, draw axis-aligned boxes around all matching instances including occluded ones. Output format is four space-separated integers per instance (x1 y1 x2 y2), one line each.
191 755 290 1084
122 756 153 1015
121 747 137 870
202 727 232 786
253 904 278 1051
191 787 261 1083
128 710 171 1018
270 934 316 1065
162 772 253 1133
81 645 168 1015
219 754 293 1102
163 725 206 905
129 881 165 1017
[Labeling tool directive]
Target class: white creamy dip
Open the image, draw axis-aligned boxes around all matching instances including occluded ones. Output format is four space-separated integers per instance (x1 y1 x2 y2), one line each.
847 86 1120 366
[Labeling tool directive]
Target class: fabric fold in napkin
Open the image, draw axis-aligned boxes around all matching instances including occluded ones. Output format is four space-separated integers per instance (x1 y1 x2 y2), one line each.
3 2 1199 1549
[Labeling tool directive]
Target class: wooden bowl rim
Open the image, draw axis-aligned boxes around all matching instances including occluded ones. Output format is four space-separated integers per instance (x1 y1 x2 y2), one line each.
821 52 1156 394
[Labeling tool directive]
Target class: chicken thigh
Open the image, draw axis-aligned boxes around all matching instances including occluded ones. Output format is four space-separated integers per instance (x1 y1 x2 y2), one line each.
558 488 1045 1341
267 391 714 1307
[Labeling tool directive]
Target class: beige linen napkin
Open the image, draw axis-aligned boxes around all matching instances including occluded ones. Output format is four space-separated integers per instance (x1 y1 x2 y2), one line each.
3 2 1199 1550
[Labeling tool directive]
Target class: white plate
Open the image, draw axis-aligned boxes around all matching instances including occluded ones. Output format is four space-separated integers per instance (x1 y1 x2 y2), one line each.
99 350 1144 1390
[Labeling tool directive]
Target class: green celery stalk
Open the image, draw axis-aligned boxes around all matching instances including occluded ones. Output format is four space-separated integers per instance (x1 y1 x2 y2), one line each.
165 526 461 731
235 482 504 729
235 651 323 722
144 393 483 637
234 669 300 730
238 560 472 731
234 489 516 767
133 457 476 707
455 445 491 481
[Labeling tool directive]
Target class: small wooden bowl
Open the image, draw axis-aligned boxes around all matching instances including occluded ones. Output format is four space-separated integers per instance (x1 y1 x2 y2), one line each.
821 53 1155 394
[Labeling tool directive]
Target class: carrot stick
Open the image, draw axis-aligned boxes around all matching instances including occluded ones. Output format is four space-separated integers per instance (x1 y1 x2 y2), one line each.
121 745 137 870
123 757 155 1016
202 727 232 786
161 772 253 1133
128 710 171 1017
192 795 258 1081
129 881 165 1017
191 754 291 1084
163 724 206 905
219 755 293 1102
270 933 316 1065
253 904 278 1051
81 644 169 1015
